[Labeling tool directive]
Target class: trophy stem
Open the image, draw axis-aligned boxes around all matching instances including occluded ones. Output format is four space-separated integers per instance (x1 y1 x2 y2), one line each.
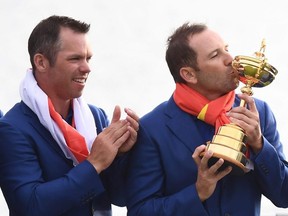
240 80 253 107
240 99 246 107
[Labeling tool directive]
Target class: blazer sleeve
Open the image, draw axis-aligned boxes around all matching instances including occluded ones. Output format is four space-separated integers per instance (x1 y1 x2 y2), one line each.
251 99 288 207
0 119 106 216
88 104 130 206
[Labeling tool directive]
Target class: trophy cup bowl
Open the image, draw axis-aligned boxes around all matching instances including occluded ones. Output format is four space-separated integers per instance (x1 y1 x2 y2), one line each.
205 40 278 175
234 55 277 88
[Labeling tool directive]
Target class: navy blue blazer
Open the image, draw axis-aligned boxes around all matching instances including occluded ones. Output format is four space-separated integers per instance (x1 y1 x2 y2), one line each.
126 95 288 216
0 101 127 216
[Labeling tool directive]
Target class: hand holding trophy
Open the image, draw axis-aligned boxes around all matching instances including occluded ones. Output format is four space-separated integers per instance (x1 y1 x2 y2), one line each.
205 39 278 175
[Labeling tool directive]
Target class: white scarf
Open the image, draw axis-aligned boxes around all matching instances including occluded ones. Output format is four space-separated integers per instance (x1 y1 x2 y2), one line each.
19 69 97 166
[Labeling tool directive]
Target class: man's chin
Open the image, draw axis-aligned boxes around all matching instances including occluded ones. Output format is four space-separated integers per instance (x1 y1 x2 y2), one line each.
234 79 240 88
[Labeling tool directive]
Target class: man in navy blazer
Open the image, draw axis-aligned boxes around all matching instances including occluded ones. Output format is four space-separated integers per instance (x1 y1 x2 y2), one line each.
126 23 288 215
0 15 139 216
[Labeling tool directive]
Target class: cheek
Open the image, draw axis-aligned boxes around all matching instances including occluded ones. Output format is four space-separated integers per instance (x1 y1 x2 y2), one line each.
51 73 70 89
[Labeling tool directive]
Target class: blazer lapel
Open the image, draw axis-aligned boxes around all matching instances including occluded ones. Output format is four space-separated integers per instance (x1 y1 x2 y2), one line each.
22 102 69 161
165 97 209 153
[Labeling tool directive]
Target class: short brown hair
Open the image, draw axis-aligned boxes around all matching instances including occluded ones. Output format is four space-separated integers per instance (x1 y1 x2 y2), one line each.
165 23 207 83
28 15 90 71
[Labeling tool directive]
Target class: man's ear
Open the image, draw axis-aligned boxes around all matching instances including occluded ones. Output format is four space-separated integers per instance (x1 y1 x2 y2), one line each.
179 67 197 84
33 54 49 72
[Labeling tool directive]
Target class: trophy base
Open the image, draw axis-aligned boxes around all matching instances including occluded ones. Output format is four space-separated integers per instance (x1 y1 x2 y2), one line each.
207 152 248 176
201 123 249 176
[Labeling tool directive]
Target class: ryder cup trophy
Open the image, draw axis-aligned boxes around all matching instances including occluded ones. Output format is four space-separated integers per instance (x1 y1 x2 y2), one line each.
205 39 278 175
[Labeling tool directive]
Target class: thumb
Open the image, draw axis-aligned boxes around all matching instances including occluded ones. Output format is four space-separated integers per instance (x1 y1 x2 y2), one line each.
111 105 121 123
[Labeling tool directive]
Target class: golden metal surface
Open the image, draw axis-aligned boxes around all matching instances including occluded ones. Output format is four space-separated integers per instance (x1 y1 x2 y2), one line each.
204 40 278 175
212 135 246 153
217 124 246 141
207 143 247 166
232 39 278 98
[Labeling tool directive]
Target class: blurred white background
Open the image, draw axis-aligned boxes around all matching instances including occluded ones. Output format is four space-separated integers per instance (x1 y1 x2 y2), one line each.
1 0 288 215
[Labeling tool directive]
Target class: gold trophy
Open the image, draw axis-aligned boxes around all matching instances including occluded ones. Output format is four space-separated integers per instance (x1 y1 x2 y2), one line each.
205 39 278 175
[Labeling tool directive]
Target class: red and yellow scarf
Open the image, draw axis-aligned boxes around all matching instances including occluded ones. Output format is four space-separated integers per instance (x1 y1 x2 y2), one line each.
173 83 235 133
